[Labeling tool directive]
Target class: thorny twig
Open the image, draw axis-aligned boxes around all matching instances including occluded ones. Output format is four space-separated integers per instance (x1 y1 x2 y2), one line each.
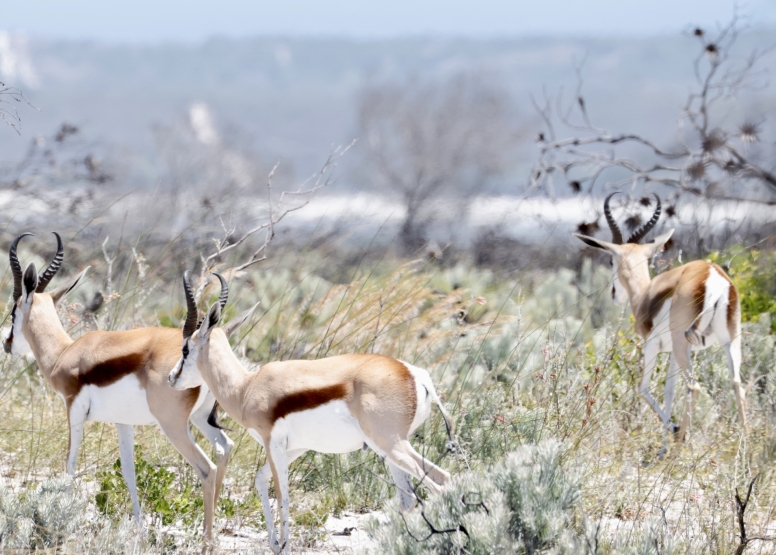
733 475 776 555
0 82 37 135
194 141 355 299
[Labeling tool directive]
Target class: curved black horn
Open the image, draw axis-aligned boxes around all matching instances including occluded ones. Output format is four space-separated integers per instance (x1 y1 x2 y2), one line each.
214 273 228 311
628 194 661 244
603 193 623 245
9 233 34 302
182 271 199 339
36 232 64 292
196 273 229 330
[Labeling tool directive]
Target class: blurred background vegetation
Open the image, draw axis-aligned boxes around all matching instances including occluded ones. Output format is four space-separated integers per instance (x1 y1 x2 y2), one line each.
0 2 776 553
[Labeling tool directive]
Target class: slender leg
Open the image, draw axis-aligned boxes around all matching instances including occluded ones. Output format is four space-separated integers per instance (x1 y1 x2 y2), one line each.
389 463 416 510
677 345 699 443
268 438 291 555
255 461 281 554
158 421 217 544
658 356 680 459
382 440 449 493
723 337 747 428
663 355 679 425
254 448 305 555
190 397 234 504
66 396 90 477
116 424 142 526
640 339 671 424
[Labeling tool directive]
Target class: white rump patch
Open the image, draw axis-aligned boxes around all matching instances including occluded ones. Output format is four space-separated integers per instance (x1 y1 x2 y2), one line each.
401 362 436 435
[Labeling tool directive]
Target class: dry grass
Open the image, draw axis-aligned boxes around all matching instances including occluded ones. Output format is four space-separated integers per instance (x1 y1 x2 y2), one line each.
0 237 775 553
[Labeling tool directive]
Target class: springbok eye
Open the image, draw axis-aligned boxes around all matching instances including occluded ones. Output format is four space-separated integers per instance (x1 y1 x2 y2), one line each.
182 343 189 358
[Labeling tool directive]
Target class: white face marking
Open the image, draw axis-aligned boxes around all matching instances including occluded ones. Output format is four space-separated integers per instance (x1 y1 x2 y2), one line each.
3 305 33 357
401 362 434 434
611 258 628 305
168 338 204 390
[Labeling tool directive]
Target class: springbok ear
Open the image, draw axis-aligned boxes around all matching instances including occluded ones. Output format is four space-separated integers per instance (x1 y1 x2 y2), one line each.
23 263 38 302
199 302 222 339
49 266 91 305
646 229 675 256
572 233 619 255
223 303 259 339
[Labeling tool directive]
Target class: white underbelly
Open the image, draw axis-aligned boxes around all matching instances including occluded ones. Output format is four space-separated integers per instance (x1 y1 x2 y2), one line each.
85 374 157 425
276 401 364 454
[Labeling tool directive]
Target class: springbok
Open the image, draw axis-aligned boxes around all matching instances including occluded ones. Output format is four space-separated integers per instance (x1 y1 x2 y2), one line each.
168 273 454 555
573 194 746 454
2 233 233 543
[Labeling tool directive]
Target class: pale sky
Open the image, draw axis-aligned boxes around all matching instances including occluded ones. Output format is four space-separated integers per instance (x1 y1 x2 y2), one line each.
3 0 775 43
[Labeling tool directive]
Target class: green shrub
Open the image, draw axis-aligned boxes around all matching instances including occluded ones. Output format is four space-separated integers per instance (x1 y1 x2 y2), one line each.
709 248 776 331
0 475 84 550
364 440 579 555
96 445 202 526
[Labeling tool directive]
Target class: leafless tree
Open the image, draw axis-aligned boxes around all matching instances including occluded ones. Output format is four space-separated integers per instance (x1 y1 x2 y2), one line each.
532 16 775 209
359 72 521 252
0 122 113 220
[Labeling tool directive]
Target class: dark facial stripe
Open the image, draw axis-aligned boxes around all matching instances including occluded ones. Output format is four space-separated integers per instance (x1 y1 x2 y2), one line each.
3 306 17 353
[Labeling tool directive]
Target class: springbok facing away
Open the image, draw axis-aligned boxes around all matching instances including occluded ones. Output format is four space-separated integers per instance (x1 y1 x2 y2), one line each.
168 274 454 555
2 233 233 543
573 194 746 455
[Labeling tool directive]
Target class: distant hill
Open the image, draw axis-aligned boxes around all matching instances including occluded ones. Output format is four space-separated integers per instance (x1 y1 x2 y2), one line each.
1 31 774 191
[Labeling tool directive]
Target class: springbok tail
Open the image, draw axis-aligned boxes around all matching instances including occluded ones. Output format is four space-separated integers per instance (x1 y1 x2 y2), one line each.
207 400 233 431
428 387 455 444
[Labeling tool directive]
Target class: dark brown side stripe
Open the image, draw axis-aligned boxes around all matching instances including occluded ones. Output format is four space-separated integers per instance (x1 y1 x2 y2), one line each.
683 265 710 339
643 283 676 336
727 285 739 329
272 384 348 422
712 263 739 331
82 353 147 388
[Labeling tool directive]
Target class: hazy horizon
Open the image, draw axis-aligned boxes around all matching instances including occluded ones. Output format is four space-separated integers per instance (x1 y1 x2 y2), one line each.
3 0 775 44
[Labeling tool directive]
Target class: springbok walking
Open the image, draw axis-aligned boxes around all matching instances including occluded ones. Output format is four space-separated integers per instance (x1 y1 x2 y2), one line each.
168 273 453 554
2 233 233 543
573 194 746 455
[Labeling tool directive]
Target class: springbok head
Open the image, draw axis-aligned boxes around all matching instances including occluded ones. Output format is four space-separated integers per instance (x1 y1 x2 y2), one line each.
169 271 228 390
3 233 89 356
169 271 255 390
573 193 673 304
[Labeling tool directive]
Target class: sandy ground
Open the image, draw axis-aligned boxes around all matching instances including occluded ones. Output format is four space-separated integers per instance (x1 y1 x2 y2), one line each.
212 511 379 554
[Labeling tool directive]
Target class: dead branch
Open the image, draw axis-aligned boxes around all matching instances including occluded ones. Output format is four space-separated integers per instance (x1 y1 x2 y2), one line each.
532 16 776 208
733 475 776 555
193 140 355 300
0 82 37 135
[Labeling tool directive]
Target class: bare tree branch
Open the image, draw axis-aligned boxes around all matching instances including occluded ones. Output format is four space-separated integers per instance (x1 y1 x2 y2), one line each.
193 140 355 299
532 16 776 206
733 475 776 555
